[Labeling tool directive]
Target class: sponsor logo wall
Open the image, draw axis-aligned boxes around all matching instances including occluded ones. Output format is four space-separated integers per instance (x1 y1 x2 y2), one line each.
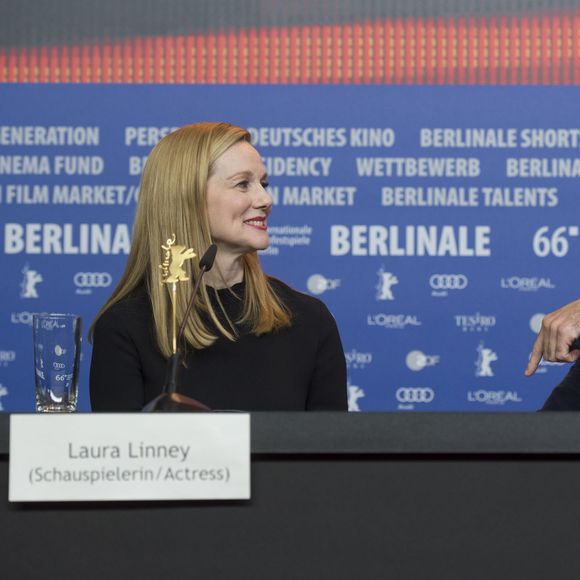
1 85 578 411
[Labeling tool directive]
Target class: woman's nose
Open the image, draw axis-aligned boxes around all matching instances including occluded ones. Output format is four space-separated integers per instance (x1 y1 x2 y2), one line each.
253 183 273 209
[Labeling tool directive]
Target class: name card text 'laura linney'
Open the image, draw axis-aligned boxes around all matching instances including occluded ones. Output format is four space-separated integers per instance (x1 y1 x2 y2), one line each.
9 413 250 502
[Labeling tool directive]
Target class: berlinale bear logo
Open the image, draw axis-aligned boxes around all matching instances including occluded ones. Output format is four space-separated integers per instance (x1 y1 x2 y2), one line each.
475 342 498 377
0 383 8 411
348 382 365 412
376 267 398 301
20 264 43 298
159 235 196 283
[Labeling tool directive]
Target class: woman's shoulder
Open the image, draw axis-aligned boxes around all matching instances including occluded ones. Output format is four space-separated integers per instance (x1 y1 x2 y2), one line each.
95 286 151 332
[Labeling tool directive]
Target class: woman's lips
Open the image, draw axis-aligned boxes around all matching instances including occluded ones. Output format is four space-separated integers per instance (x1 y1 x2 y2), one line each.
244 217 268 230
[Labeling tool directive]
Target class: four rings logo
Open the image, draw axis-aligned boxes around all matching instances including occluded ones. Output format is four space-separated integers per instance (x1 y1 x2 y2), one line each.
429 274 468 297
536 358 566 374
74 272 112 295
396 387 435 410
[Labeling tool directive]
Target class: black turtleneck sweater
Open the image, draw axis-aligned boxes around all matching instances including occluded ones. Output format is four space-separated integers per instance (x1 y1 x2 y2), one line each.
89 278 347 411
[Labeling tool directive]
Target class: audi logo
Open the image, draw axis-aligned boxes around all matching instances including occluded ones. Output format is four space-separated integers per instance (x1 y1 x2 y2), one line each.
73 272 112 288
429 274 468 290
396 387 435 403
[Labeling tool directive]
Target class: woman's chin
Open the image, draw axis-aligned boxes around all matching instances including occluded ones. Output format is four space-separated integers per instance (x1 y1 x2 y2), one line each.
251 236 270 252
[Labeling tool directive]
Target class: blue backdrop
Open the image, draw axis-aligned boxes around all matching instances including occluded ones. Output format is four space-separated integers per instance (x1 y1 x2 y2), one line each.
1 84 579 411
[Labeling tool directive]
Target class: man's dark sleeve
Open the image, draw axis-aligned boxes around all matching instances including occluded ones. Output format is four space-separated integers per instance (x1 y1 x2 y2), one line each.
541 362 580 410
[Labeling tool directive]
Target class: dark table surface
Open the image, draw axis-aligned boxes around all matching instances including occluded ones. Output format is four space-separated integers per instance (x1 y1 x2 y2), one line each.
3 411 580 455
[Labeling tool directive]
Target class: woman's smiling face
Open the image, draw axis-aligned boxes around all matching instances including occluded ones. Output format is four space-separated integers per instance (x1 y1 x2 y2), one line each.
206 140 272 259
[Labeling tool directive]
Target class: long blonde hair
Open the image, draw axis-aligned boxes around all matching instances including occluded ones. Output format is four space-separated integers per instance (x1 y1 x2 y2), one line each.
90 122 291 356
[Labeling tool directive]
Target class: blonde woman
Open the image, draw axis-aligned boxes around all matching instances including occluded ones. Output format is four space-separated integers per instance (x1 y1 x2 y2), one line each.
89 122 347 411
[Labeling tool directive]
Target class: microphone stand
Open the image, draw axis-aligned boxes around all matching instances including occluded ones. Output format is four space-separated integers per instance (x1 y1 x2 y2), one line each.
143 244 217 412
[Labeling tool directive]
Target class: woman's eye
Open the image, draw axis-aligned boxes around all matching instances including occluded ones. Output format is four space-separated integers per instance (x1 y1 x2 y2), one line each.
261 181 270 189
235 180 249 190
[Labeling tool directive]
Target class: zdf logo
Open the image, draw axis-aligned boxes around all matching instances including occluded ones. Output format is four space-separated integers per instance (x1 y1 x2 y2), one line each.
396 387 435 403
307 274 340 295
405 350 440 371
529 313 544 334
429 274 468 291
74 272 112 288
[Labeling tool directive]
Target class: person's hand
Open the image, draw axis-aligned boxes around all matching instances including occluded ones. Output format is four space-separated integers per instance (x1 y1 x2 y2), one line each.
525 299 580 376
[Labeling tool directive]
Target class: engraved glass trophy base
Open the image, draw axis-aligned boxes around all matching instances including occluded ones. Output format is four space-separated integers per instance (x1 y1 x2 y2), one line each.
36 400 77 413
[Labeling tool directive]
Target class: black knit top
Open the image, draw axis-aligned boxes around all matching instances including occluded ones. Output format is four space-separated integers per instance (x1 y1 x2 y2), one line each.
90 278 347 411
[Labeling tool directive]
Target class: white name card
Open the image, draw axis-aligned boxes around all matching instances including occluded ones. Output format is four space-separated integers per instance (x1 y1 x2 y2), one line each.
9 413 250 502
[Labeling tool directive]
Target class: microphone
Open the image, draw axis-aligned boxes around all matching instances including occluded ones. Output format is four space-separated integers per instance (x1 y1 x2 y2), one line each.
142 244 217 412
176 243 217 347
